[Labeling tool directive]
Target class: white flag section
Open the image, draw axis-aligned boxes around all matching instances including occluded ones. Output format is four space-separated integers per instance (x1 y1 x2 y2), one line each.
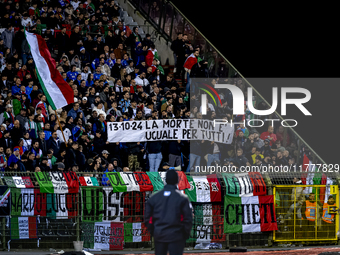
21 189 34 216
305 159 315 194
241 196 261 233
107 119 234 144
49 172 69 194
194 177 211 203
196 204 213 243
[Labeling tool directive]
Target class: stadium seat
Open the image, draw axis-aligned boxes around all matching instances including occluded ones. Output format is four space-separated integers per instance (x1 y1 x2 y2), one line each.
121 11 128 20
124 17 134 25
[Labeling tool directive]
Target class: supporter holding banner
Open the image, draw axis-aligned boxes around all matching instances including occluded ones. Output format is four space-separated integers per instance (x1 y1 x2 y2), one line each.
107 119 234 144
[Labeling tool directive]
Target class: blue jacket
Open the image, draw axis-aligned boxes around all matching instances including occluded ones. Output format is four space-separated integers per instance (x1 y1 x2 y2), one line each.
121 58 131 68
11 85 21 95
72 125 83 141
67 108 85 123
91 58 100 70
93 72 103 80
67 71 78 81
8 154 20 166
93 121 106 134
44 131 52 141
101 169 116 186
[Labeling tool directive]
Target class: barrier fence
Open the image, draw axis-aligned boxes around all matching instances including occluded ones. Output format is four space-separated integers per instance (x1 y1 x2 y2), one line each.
0 171 339 251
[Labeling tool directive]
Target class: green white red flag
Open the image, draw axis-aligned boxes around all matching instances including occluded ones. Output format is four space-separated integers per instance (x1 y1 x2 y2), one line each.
25 30 74 110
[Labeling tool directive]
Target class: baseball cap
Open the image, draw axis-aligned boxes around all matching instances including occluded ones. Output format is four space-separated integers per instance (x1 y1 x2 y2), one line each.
102 150 110 154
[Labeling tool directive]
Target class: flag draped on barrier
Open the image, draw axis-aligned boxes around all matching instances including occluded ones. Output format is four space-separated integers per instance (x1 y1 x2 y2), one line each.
224 195 278 233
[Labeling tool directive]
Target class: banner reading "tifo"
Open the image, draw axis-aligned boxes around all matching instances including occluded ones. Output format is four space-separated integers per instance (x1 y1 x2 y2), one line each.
107 119 234 144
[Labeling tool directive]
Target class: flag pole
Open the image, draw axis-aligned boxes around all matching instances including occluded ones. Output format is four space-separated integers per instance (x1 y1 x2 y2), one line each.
56 112 68 147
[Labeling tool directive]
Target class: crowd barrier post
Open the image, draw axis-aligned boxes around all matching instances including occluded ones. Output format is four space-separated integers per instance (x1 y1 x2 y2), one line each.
76 195 80 242
2 217 5 250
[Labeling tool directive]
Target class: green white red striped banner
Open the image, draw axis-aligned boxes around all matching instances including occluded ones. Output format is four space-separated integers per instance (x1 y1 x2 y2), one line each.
25 30 74 110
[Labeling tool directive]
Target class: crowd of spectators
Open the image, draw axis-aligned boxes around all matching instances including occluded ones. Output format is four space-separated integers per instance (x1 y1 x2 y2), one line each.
0 0 195 175
0 0 299 177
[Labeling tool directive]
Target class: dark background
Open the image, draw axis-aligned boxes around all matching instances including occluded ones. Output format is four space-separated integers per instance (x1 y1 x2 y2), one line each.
170 1 339 163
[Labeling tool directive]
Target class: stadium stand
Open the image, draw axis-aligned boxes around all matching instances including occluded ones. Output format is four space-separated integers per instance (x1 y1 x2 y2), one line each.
0 0 338 251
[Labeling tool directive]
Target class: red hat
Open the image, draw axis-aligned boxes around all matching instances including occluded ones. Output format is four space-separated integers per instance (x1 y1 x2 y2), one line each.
137 85 142 89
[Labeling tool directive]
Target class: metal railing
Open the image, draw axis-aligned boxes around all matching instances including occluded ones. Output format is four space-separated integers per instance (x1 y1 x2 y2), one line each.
1 171 339 251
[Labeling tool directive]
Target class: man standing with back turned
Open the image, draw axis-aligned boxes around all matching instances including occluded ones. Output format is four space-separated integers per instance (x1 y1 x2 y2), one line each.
145 170 193 255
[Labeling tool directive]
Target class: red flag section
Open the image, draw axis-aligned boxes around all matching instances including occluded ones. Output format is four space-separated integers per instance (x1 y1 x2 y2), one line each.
259 195 278 232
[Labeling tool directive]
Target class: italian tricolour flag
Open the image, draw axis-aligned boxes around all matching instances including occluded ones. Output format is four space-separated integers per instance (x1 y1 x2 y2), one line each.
79 176 99 186
3 176 34 188
146 48 159 66
25 30 74 110
107 172 154 192
124 222 151 243
185 174 221 202
224 195 278 233
11 217 37 239
34 172 79 194
222 172 267 197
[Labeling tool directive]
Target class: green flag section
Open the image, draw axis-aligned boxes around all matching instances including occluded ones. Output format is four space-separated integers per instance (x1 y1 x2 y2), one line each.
124 222 151 242
82 221 124 250
3 177 34 188
11 188 34 216
34 172 79 193
79 176 99 186
185 174 221 202
222 172 266 197
107 172 153 192
146 172 164 192
224 195 278 233
81 187 123 222
11 217 37 239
